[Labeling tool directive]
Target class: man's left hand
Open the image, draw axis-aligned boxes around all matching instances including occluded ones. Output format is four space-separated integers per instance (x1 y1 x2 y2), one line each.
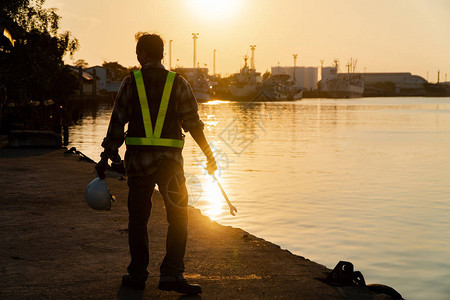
95 153 108 179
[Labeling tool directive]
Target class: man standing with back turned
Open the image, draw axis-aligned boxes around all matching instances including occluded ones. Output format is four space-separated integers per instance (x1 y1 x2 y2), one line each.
95 32 217 295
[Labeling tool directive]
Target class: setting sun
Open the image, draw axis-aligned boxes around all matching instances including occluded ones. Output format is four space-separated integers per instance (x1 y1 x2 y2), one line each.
188 0 242 21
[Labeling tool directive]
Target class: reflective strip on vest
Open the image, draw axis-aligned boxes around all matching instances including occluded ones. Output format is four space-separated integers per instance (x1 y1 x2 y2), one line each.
125 70 184 148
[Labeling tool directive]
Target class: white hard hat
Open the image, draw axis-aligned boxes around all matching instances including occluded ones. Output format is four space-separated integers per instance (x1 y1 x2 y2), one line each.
85 177 114 210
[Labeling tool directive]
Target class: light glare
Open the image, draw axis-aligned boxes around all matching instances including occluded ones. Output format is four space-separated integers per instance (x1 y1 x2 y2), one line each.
189 0 241 20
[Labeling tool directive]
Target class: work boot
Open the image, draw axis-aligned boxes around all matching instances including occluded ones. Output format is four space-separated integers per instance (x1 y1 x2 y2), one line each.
158 275 202 295
121 274 146 290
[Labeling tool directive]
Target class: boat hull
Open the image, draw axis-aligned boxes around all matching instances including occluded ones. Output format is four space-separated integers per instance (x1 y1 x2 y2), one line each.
322 79 364 98
193 90 211 102
229 84 260 101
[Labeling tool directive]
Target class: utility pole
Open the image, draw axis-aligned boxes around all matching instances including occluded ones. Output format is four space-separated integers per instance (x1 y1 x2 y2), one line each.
293 54 298 81
192 33 199 68
213 49 216 77
437 70 440 83
427 71 429 82
250 45 256 69
78 66 83 101
169 40 173 70
92 68 97 96
320 60 324 79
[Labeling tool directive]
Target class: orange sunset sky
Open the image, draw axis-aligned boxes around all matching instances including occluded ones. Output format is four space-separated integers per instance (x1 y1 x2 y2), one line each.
45 0 450 82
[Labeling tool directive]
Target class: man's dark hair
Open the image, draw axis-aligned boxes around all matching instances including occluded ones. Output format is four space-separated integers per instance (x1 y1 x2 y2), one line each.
135 32 164 61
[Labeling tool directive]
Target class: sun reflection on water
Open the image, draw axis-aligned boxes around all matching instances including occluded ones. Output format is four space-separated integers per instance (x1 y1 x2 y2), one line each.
204 121 218 126
204 100 230 105
200 178 226 220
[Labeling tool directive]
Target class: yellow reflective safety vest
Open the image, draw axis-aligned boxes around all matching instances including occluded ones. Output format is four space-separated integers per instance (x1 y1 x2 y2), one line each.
125 70 184 149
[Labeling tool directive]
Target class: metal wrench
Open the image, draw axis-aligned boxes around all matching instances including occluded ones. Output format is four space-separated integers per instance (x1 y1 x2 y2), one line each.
211 174 237 216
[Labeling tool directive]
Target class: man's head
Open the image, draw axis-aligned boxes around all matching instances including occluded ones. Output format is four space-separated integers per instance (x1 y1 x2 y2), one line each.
135 32 164 65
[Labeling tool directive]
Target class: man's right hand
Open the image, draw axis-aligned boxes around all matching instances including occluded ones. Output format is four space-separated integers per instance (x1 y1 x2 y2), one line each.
95 153 108 179
188 127 217 175
206 155 217 175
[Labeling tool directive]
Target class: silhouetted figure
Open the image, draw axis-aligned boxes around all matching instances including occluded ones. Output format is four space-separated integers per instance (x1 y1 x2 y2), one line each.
95 33 217 295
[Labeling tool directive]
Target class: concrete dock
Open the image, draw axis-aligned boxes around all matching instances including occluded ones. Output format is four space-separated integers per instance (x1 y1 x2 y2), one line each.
0 148 388 299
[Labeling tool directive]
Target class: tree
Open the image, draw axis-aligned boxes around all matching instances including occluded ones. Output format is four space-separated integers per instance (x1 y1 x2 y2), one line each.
74 59 88 68
102 61 125 81
0 0 80 132
0 0 79 104
128 65 139 72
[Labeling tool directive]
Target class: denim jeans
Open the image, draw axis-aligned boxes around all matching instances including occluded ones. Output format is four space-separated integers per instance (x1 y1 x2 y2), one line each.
126 158 188 282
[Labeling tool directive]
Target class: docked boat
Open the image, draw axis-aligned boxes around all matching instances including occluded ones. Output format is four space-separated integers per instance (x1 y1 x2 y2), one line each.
173 67 213 102
257 74 303 101
319 59 364 98
229 53 262 101
192 78 212 102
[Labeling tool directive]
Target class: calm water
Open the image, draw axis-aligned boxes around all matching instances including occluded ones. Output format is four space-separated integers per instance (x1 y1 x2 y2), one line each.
69 97 450 300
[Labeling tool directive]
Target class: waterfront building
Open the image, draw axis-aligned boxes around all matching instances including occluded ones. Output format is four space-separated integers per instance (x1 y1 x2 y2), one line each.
358 72 427 96
85 66 122 94
67 65 122 97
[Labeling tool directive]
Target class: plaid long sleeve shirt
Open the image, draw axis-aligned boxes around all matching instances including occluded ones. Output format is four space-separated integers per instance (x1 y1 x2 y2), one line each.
101 62 204 176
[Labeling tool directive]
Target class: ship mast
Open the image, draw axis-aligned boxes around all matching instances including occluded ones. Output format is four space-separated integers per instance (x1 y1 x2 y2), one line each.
213 49 216 77
333 59 340 74
346 58 351 74
293 54 298 82
192 33 199 68
352 59 358 73
250 45 256 70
